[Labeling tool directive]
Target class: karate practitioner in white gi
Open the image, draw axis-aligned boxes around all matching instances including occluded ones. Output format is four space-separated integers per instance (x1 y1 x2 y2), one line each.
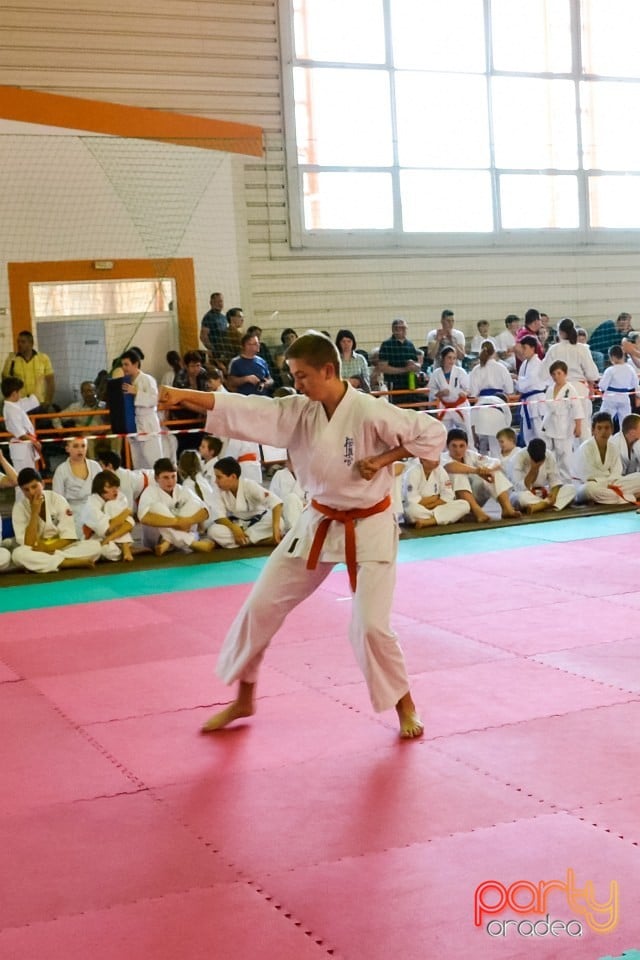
12 468 101 573
575 412 640 505
208 456 283 548
598 346 638 424
516 336 547 444
441 428 520 523
137 458 215 556
540 361 583 483
80 471 135 562
160 332 447 739
402 457 470 527
120 349 164 469
1 376 42 473
268 456 307 532
509 439 576 513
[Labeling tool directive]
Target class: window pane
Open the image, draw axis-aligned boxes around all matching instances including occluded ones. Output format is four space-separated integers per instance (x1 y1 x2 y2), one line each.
500 175 579 228
293 68 393 166
391 0 485 72
492 0 572 73
581 81 640 170
400 170 493 231
396 73 490 167
293 0 386 64
32 280 173 318
303 172 393 229
581 0 640 78
589 175 640 227
492 78 577 169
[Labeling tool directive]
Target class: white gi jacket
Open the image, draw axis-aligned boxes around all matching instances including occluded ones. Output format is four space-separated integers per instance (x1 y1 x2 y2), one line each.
205 388 446 564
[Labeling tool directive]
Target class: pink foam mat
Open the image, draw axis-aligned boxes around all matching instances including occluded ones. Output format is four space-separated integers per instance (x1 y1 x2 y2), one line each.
261 813 640 960
2 536 640 959
0 886 330 960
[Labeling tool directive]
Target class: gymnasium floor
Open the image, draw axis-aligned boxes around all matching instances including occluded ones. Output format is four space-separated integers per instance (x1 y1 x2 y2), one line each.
1 513 639 960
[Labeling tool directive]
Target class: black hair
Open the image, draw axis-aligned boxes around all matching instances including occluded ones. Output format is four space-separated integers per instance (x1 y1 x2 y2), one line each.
214 456 241 478
558 317 578 345
92 470 121 496
335 329 358 351
519 335 538 350
592 411 614 428
153 457 176 477
524 308 540 327
527 438 547 463
18 467 41 486
446 428 468 445
1 376 24 398
98 451 122 470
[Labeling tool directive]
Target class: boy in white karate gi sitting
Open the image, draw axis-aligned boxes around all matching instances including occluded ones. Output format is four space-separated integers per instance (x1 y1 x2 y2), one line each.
81 470 135 562
402 457 470 528
137 457 215 556
209 456 283 548
509 438 577 514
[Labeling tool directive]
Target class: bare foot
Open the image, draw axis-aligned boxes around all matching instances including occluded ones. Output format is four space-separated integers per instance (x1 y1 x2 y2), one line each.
121 544 134 562
192 539 215 553
154 538 171 557
414 517 437 529
473 510 491 523
201 681 255 733
501 508 521 519
396 692 424 740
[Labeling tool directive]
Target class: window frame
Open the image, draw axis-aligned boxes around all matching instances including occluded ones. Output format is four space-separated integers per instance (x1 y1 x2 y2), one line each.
279 0 640 251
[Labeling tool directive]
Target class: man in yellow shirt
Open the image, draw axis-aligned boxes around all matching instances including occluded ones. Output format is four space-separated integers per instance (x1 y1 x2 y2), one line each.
2 330 55 405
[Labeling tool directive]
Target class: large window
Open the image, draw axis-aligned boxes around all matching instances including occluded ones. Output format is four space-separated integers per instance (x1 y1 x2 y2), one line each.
285 0 640 240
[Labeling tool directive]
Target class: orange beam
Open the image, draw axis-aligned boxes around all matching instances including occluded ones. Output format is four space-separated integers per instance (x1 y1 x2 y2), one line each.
0 85 264 157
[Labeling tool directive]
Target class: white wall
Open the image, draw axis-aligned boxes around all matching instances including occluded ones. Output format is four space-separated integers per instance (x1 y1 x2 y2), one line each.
2 0 640 359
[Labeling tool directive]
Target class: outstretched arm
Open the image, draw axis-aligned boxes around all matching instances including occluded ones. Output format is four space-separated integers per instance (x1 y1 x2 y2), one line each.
159 386 216 411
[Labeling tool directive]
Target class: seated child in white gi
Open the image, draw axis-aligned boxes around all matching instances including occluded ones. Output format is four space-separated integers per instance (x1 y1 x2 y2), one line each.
441 427 520 523
52 437 101 537
516 335 547 443
209 456 283 549
1 376 42 473
12 467 101 573
496 427 519 481
598 345 638 426
510 438 576 513
137 457 215 556
178 449 223 536
198 434 223 483
97 450 154 512
609 413 640 476
575 411 640 506
81 470 135 562
0 450 18 571
402 457 470 528
541 360 583 483
269 454 308 532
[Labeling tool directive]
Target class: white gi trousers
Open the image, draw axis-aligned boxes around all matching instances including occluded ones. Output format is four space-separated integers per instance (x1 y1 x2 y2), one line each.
0 546 11 571
12 540 101 573
511 484 576 511
216 534 411 713
580 473 640 505
451 469 511 505
141 500 200 551
9 440 39 473
404 499 470 525
208 511 277 549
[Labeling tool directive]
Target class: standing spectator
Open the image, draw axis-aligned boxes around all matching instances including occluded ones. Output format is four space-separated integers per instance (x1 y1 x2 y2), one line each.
428 346 471 435
227 333 274 396
589 312 632 357
378 319 423 404
1 376 42 473
274 328 298 388
120 348 163 469
246 325 277 382
516 335 547 443
599 345 638 425
214 308 245 368
336 329 370 391
2 330 55 406
541 317 600 440
541 360 583 482
425 309 466 362
200 292 227 353
514 309 544 370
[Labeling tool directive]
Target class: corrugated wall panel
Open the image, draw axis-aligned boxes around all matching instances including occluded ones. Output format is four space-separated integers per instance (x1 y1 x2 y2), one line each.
1 0 639 355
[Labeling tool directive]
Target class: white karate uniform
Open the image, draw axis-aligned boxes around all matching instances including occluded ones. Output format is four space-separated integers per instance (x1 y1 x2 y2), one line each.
402 460 470 525
137 481 209 550
541 382 582 482
208 476 282 548
509 448 576 511
222 438 263 484
575 437 640 505
12 490 101 573
442 448 512 506
128 371 164 469
80 491 134 561
204 387 446 713
598 363 638 423
541 342 599 439
52 458 102 536
495 330 517 371
181 474 223 532
429 366 472 438
201 458 218 483
269 466 307 532
111 466 153 514
3 394 40 472
517 355 547 443
609 431 640 476
0 546 11 571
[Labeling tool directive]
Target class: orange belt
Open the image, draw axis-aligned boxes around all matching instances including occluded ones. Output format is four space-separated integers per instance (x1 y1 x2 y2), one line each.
237 453 258 462
436 396 467 421
608 483 640 507
307 494 392 592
